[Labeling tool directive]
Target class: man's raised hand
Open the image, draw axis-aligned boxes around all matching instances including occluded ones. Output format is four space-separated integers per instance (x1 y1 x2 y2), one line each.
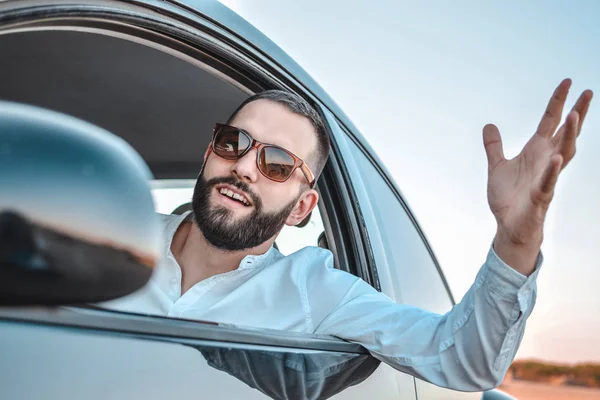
482 79 593 276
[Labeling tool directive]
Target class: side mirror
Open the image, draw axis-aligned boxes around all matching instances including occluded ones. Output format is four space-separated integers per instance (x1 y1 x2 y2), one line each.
0 101 160 305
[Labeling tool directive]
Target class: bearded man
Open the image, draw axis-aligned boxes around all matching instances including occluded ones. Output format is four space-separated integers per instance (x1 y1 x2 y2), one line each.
103 80 592 391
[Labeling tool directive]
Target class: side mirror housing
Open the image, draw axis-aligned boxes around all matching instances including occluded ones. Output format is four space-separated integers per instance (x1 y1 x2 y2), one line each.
0 101 160 305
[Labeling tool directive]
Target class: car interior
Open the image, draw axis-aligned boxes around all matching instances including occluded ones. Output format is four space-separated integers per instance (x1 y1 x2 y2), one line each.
0 28 332 260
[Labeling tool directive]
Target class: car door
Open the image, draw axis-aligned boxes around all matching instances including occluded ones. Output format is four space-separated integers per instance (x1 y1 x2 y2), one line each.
0 304 418 400
321 107 484 400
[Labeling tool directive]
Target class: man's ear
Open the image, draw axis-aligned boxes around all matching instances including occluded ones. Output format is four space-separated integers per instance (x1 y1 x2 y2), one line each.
285 189 319 227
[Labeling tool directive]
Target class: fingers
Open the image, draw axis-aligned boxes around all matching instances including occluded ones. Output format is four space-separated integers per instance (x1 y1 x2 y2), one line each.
552 89 594 146
574 89 594 133
483 123 505 170
557 111 580 169
536 78 571 138
538 154 563 199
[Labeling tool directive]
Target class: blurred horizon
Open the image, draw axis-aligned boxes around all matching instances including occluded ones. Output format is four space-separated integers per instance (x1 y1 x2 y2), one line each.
220 0 600 364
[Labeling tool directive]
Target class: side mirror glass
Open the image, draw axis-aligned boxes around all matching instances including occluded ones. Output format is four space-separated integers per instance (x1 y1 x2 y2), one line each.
0 101 160 305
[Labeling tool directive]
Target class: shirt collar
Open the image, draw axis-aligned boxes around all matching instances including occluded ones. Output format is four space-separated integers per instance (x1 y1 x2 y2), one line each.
238 246 279 270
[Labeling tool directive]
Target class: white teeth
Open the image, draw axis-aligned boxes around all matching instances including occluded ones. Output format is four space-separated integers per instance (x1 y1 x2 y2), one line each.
234 193 250 206
218 187 249 206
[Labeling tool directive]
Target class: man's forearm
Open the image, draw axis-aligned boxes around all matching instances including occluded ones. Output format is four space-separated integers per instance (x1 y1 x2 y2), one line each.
319 243 541 391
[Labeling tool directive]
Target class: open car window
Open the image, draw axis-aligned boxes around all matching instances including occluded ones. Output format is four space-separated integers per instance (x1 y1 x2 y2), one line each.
0 0 372 356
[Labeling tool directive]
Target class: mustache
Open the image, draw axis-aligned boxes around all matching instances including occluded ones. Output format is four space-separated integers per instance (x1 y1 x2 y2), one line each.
205 176 262 208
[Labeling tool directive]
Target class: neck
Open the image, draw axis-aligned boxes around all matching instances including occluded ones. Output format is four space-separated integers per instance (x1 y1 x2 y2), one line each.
170 216 274 295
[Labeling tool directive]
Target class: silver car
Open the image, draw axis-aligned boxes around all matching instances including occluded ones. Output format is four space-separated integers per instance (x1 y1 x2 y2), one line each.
0 1 516 399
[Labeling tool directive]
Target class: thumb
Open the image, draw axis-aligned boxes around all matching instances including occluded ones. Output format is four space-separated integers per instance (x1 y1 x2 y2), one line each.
483 124 505 170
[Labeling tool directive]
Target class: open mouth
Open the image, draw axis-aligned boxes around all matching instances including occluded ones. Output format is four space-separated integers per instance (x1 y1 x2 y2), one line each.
217 187 251 207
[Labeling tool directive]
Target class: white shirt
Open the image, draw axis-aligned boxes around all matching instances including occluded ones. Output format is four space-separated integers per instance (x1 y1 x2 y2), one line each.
103 211 541 392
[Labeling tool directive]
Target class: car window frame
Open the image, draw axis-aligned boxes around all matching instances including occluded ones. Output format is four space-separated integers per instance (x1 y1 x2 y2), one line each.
0 0 382 352
316 108 380 288
0 306 368 353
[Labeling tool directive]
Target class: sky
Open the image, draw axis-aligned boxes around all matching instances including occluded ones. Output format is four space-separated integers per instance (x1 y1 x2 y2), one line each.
219 0 600 364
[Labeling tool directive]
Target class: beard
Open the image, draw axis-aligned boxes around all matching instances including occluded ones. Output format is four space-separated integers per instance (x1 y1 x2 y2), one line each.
192 175 298 251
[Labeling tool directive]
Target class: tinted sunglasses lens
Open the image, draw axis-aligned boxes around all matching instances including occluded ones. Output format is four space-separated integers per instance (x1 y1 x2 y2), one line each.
213 126 250 159
259 147 296 182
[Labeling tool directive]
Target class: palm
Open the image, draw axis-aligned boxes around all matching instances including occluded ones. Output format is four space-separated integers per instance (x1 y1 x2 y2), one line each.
483 79 592 247
488 135 556 244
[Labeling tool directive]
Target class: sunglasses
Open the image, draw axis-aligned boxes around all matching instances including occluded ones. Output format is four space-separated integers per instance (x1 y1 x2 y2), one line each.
210 123 315 187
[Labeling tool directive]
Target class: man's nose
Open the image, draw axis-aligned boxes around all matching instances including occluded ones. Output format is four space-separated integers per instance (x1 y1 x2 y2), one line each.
230 148 259 183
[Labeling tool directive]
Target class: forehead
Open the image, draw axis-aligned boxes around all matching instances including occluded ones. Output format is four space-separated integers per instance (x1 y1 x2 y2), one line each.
230 99 317 161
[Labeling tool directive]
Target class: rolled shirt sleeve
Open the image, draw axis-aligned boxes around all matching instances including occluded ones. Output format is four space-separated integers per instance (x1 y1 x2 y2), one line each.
314 243 541 392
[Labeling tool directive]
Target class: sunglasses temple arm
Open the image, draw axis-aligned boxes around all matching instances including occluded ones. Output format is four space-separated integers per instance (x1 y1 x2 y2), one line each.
300 164 315 188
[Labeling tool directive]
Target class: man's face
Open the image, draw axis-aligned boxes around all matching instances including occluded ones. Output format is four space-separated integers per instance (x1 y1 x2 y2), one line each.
192 99 318 251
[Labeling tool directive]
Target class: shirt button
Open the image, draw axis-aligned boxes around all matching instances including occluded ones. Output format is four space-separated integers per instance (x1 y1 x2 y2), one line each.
171 278 177 284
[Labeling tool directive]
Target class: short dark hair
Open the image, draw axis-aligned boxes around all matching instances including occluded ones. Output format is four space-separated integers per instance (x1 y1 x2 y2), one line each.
226 90 330 182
